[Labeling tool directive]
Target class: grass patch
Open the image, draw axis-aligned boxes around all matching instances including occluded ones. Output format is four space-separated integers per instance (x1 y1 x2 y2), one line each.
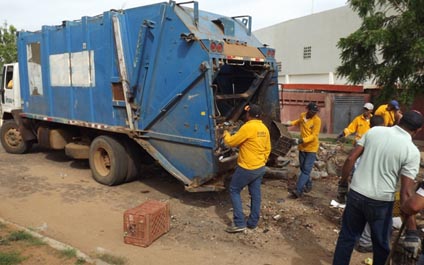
97 253 127 265
7 231 45 246
0 237 9 246
59 247 77 259
0 251 25 265
75 257 86 264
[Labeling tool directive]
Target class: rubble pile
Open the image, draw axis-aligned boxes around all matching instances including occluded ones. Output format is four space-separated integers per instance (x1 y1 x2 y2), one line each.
273 142 354 181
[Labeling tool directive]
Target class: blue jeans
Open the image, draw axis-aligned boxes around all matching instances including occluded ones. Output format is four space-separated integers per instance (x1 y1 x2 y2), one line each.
333 190 393 265
296 151 316 194
229 166 266 228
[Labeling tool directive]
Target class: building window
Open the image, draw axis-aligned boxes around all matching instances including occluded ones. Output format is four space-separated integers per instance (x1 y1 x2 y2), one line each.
277 62 282 72
303 46 312 59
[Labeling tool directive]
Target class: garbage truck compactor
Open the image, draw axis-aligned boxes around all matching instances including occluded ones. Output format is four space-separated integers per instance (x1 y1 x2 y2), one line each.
0 1 282 192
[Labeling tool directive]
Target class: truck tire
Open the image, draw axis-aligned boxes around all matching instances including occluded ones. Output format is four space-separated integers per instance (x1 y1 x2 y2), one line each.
123 139 142 183
89 136 127 186
0 120 33 154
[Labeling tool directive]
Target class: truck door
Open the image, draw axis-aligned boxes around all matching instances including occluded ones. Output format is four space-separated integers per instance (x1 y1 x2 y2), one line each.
1 64 15 106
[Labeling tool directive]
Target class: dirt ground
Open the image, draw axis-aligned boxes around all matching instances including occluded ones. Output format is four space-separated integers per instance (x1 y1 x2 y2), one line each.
0 141 414 265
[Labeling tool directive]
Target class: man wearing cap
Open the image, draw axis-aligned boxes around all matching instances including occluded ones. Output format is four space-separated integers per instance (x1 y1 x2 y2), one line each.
333 110 424 265
284 102 321 198
374 100 402 126
338 102 374 145
222 104 271 233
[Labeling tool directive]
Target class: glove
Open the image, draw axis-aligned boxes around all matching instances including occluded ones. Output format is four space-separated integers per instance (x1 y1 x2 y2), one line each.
290 138 303 145
402 230 421 260
337 181 348 204
217 127 224 134
337 132 344 140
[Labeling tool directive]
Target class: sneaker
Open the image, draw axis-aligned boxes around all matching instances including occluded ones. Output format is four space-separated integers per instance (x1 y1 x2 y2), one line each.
290 189 303 198
225 225 246 233
354 244 373 253
303 186 312 193
247 225 257 229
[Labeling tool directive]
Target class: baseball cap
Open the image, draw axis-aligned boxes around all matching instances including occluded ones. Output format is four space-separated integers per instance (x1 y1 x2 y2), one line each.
400 110 424 131
245 104 262 118
306 102 319 113
363 103 374 111
390 100 400 110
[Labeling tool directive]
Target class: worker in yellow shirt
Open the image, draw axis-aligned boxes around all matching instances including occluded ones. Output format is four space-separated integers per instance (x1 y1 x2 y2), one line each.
7 79 13 89
337 102 374 145
374 100 401 126
223 104 271 233
284 102 321 198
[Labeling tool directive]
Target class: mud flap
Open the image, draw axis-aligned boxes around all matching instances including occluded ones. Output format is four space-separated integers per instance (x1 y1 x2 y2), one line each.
11 109 37 141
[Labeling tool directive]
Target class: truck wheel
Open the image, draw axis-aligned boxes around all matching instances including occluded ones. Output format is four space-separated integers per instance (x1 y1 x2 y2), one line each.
89 136 127 186
125 140 143 182
0 120 32 154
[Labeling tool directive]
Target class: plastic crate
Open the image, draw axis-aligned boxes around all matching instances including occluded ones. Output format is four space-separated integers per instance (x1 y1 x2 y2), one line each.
124 200 170 247
272 135 293 157
270 121 293 157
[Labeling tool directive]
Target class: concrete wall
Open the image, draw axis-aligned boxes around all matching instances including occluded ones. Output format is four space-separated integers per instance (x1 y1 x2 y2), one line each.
281 90 371 134
254 6 374 86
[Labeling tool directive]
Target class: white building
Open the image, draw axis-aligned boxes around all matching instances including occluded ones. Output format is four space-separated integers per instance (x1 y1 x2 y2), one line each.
254 6 376 134
254 5 375 88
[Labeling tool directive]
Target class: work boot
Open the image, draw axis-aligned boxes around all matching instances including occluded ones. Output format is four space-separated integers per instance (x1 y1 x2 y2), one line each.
290 189 303 199
225 225 246 233
303 186 312 193
354 243 373 253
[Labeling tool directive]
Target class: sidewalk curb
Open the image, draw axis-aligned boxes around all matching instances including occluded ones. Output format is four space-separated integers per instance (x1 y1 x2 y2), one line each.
0 217 109 265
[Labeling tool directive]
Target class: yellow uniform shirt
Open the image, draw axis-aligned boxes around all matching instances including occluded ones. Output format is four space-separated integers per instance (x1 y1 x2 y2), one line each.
7 80 13 89
290 112 321 153
374 104 396 126
223 119 271 170
343 114 371 142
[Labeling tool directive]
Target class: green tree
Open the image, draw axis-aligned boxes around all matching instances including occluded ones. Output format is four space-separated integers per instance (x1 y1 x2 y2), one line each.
0 22 18 71
337 0 424 106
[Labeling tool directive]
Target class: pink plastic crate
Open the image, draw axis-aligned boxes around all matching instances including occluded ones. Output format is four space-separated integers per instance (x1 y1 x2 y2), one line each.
124 200 170 247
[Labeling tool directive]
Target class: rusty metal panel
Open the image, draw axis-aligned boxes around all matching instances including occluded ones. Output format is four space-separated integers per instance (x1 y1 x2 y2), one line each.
333 96 365 134
222 43 265 59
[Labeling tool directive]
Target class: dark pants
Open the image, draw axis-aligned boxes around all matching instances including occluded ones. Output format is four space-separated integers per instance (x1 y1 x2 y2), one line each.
333 190 393 265
295 151 316 194
229 166 266 228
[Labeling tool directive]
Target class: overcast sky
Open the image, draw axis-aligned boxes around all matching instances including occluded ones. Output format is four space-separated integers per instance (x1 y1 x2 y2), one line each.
1 0 347 31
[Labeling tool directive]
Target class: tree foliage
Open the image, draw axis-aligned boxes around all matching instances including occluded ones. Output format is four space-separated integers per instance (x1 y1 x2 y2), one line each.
0 22 17 71
337 0 424 106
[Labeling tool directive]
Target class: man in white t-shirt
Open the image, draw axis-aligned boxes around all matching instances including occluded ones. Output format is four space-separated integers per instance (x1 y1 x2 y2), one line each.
333 110 424 265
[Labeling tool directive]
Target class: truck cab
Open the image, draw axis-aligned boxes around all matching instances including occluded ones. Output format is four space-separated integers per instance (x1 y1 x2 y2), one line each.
0 63 21 126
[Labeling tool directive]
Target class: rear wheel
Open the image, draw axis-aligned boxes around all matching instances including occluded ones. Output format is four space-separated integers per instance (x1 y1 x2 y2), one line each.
89 135 127 186
0 120 32 154
123 139 142 183
121 138 155 183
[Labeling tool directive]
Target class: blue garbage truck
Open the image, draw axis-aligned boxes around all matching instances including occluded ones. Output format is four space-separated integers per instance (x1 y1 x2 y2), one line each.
0 1 283 191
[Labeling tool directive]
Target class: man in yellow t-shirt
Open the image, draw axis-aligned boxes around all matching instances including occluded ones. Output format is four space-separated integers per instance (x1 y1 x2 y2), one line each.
338 102 374 145
223 104 271 233
7 79 13 89
374 100 401 126
284 102 321 198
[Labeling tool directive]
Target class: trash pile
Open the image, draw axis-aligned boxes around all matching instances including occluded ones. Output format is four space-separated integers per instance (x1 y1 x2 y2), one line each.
270 142 354 181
